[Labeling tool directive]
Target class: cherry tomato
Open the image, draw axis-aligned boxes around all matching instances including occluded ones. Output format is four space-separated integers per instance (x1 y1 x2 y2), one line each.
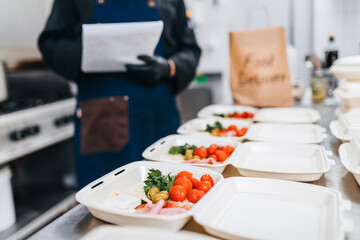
207 144 219 154
208 154 218 161
193 147 208 159
196 181 213 193
176 171 193 179
242 112 249 118
201 174 214 186
174 177 193 191
236 127 248 137
169 185 187 202
248 113 255 118
215 150 228 162
187 189 205 203
189 177 200 189
228 125 238 131
225 145 235 154
232 112 244 118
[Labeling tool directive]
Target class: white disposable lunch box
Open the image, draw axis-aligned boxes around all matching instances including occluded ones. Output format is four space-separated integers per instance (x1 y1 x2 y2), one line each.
339 137 360 186
334 88 360 109
76 162 351 239
330 111 360 142
142 135 241 174
193 177 352 240
178 119 327 144
75 161 223 231
197 104 258 120
143 136 333 182
81 226 219 240
177 118 252 141
253 107 321 124
330 55 360 81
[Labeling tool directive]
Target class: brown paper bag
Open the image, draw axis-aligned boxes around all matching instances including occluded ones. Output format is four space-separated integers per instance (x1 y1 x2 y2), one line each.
230 27 294 107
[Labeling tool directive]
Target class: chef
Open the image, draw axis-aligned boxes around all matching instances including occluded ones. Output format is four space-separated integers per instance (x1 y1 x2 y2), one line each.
38 0 201 188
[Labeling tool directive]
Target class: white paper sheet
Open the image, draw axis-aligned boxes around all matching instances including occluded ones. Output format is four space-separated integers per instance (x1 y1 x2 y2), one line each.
81 21 163 73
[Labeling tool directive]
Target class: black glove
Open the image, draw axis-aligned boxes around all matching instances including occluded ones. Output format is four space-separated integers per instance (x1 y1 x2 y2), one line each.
126 55 170 84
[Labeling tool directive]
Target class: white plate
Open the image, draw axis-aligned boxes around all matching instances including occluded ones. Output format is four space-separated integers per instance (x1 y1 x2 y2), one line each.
177 118 252 141
339 137 360 186
245 123 327 144
142 134 241 173
75 161 223 231
254 108 321 124
194 177 352 240
231 142 334 181
334 88 360 109
82 226 219 240
197 104 257 120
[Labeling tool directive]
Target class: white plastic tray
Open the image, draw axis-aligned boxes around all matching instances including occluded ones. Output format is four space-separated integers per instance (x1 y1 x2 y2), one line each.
177 118 252 141
254 108 321 124
197 104 257 120
231 142 334 181
339 137 360 186
245 123 327 144
334 88 360 109
75 161 223 231
142 134 241 173
330 111 360 142
82 226 219 240
193 177 352 240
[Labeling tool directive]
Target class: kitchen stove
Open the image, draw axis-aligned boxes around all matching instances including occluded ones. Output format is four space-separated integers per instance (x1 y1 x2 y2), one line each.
0 98 76 165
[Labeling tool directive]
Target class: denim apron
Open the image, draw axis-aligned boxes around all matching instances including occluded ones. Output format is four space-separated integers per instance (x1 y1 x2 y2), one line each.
74 0 180 188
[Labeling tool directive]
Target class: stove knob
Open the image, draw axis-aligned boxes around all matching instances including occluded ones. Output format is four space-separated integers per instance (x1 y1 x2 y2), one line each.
9 130 24 141
29 125 40 135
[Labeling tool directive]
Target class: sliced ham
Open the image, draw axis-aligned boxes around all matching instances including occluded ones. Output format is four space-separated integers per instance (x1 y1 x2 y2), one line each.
159 208 187 215
135 200 165 214
183 158 219 165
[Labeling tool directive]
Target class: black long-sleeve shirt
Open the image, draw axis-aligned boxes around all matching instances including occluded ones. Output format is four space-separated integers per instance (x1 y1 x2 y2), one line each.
38 0 201 94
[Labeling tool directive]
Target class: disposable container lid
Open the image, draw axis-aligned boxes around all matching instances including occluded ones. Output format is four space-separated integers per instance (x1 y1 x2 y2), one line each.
230 142 334 182
245 123 327 144
330 55 360 80
81 226 219 240
253 107 321 124
339 137 360 186
193 177 352 240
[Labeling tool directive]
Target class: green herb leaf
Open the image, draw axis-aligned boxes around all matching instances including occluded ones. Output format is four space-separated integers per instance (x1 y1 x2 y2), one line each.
205 121 223 133
143 168 176 195
168 143 197 155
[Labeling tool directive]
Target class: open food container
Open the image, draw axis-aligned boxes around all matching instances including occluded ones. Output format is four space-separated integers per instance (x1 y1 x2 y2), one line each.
142 134 241 173
231 142 334 181
330 111 360 142
339 137 360 186
253 107 321 124
75 161 223 231
177 118 251 141
143 136 333 181
197 104 257 120
245 123 327 144
193 177 352 240
81 226 218 240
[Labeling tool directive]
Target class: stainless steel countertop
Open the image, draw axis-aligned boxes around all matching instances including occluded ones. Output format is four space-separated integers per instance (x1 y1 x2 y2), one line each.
29 98 360 240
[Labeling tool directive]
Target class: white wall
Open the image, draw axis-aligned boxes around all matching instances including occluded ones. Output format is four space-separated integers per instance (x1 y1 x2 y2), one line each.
0 0 53 65
314 0 360 59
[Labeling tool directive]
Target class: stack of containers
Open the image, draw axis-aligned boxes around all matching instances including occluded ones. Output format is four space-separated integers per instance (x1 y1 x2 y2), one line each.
76 103 353 240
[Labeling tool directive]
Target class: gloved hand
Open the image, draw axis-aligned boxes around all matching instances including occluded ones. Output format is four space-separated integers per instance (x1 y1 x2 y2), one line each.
126 55 170 84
